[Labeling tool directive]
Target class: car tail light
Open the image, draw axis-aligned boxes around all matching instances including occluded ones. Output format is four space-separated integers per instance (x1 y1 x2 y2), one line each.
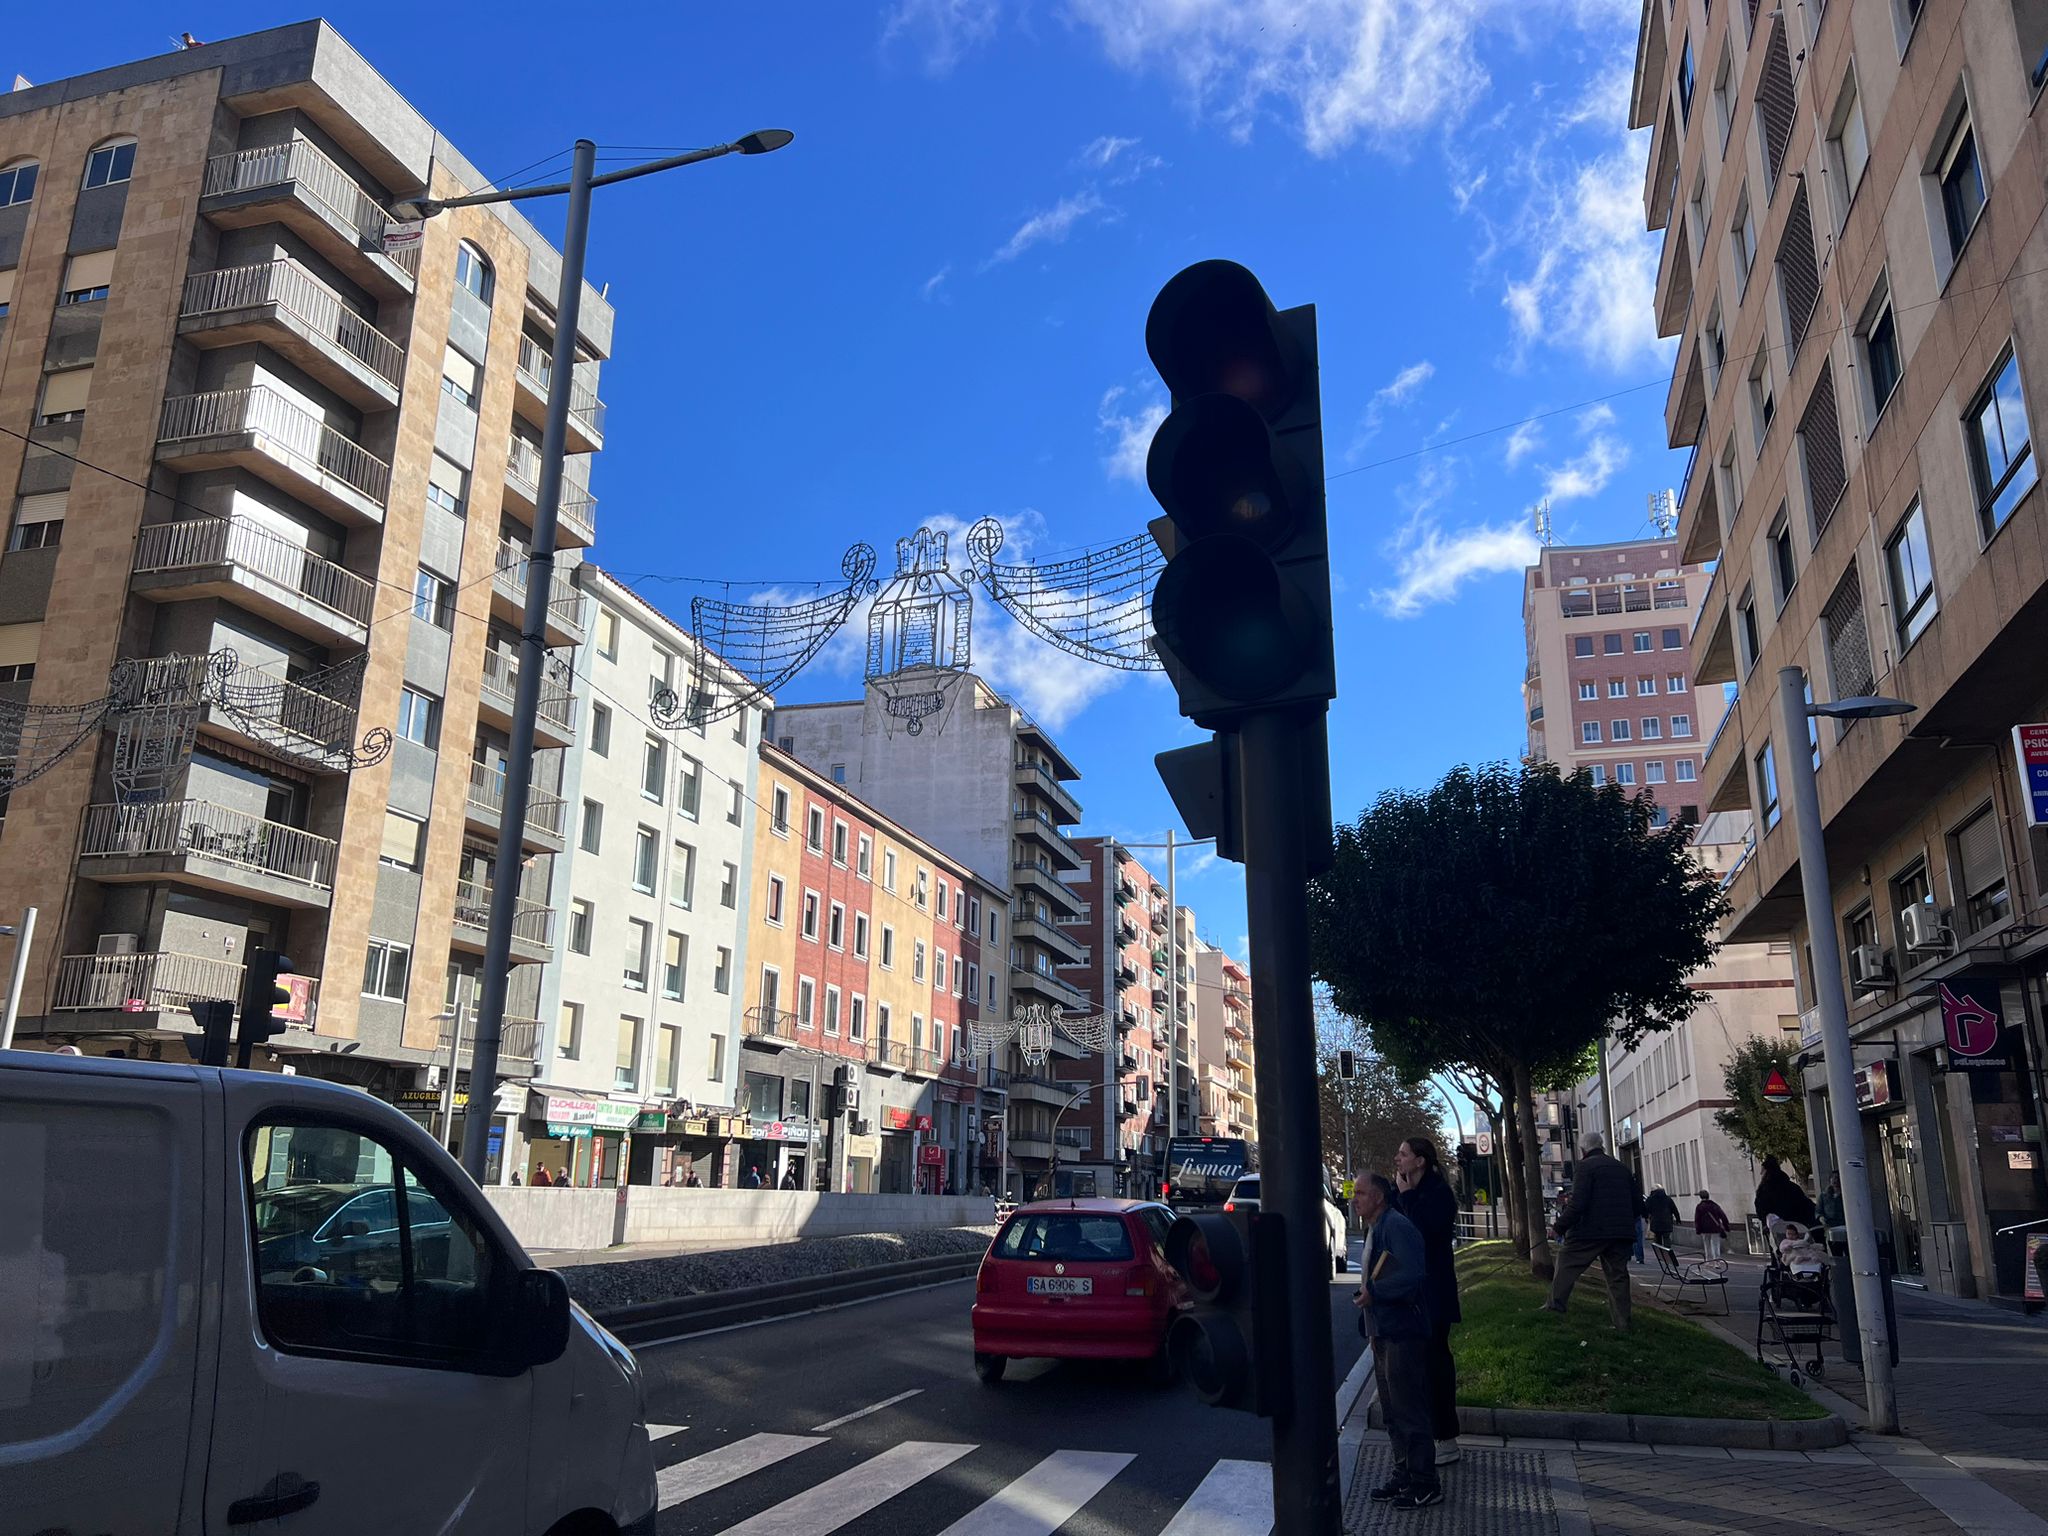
976 1263 994 1294
1125 1282 1151 1297
1223 1201 1235 1213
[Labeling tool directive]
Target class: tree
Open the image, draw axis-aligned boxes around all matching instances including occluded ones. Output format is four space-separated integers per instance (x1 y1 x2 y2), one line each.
1315 1006 1448 1181
1715 1036 1812 1179
1309 761 1726 1278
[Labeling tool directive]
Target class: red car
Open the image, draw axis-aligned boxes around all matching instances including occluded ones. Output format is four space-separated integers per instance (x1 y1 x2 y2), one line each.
971 1198 1190 1384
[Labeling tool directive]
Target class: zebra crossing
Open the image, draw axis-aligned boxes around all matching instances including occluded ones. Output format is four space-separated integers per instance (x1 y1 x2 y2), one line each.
654 1429 1275 1535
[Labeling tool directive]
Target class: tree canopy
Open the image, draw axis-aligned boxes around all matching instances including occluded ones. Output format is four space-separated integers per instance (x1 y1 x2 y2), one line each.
1315 1004 1449 1180
1715 1036 1812 1179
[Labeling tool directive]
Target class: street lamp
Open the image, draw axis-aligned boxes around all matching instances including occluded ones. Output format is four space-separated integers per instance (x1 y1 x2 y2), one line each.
434 1001 467 1148
1776 665 1911 1433
408 129 793 1186
0 905 37 1051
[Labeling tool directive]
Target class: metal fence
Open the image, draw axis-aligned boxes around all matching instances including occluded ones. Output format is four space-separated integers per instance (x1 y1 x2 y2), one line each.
181 258 405 386
202 138 422 278
134 515 374 628
51 949 246 1012
80 799 337 891
159 386 391 508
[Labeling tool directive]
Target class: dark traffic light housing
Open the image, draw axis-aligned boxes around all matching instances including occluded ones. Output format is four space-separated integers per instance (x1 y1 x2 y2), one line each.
1163 1208 1285 1415
235 946 295 1069
185 999 235 1067
1337 1049 1357 1081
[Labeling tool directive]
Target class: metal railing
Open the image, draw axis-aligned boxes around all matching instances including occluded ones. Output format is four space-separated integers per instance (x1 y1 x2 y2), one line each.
202 137 421 278
515 336 607 439
451 879 554 948
1691 565 1721 642
743 1006 803 1043
466 764 567 840
52 949 247 1012
872 1039 912 1071
1014 966 1091 1012
500 1017 542 1061
506 435 542 498
1013 758 1082 820
1703 694 1736 767
478 649 575 732
1720 828 1758 892
80 800 337 891
204 658 361 769
493 539 585 631
181 259 405 386
904 1047 943 1078
1013 809 1081 865
134 515 374 629
558 492 597 543
159 387 391 508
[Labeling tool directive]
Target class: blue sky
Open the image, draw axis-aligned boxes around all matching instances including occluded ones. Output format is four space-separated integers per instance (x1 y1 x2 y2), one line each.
33 1 1680 963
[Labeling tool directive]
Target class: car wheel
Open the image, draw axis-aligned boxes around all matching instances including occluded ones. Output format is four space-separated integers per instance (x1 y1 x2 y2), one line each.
974 1352 1006 1384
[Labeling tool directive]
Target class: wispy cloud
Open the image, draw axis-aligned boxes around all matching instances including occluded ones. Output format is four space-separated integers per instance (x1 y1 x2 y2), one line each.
1371 513 1539 619
985 190 1108 267
1078 134 1140 169
1538 431 1627 503
920 265 952 303
880 0 1000 75
1098 384 1167 483
1352 358 1435 453
1504 419 1543 467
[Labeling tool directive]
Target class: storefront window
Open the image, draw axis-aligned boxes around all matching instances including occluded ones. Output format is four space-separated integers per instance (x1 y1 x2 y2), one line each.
745 1071 781 1119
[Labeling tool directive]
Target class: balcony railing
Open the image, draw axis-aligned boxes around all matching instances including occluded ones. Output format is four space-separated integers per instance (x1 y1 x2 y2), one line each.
1014 809 1081 865
180 259 405 387
134 515 374 629
159 386 391 509
1692 565 1721 643
743 1006 803 1044
202 137 421 279
904 1046 943 1078
80 800 337 892
52 949 247 1012
506 435 541 498
494 539 586 632
451 879 554 948
558 492 597 544
203 658 362 770
465 764 567 840
515 335 608 440
478 649 575 733
501 1017 541 1061
1013 758 1082 820
872 1038 912 1072
1703 694 1737 767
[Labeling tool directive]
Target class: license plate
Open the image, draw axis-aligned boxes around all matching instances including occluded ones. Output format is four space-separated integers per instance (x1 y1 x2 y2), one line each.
1027 1276 1092 1295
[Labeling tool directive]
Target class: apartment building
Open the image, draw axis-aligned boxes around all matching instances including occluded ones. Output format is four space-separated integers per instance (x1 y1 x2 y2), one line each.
1635 0 2048 1294
1192 947 1258 1146
0 24 606 1180
527 567 764 1188
742 743 1006 1195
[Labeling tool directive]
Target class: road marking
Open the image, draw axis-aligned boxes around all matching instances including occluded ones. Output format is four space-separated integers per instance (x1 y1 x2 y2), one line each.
657 1433 826 1509
713 1440 976 1535
936 1448 1132 1535
810 1387 924 1431
648 1423 689 1441
1157 1459 1272 1536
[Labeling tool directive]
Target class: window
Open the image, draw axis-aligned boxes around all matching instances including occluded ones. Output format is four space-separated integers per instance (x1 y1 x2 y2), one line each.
1750 356 1775 447
379 810 425 870
1731 185 1757 292
670 841 696 908
877 1003 893 1044
883 849 898 890
361 939 410 1000
854 912 871 958
1637 677 1659 696
9 492 65 551
1965 348 2038 535
771 786 791 835
766 875 785 925
1952 805 2011 931
655 1024 681 1095
624 920 651 989
830 762 847 784
0 161 37 207
744 1069 780 1120
1578 681 1598 701
1886 500 1938 646
857 833 873 878
641 738 665 801
828 902 846 949
1646 761 1667 784
1642 717 1663 740
1704 302 1727 390
1687 175 1709 262
595 608 620 660
937 878 949 917
1603 634 1624 656
1589 765 1607 787
1612 719 1632 741
1755 741 1781 831
59 249 113 305
728 780 743 826
714 947 732 995
397 686 439 747
798 977 816 1030
1671 714 1692 737
1582 721 1602 744
569 899 594 955
881 925 896 968
440 346 479 409
38 366 93 424
967 961 980 1000
81 139 135 189
1616 763 1636 785
1859 277 1902 419
455 241 493 302
1712 40 1737 149
807 805 825 852
850 995 867 1041
1632 631 1652 653
832 820 849 864
720 860 738 908
913 940 927 983
1769 512 1798 611
825 985 842 1035
1892 860 1934 951
677 755 702 819
558 1002 583 1060
244 1119 495 1363
1573 636 1595 659
802 889 820 941
663 932 687 1002
412 567 454 628
628 827 657 893
590 703 611 757
1676 35 1696 123
425 454 465 518
953 955 965 995
616 1016 642 1090
1667 673 1687 693
1677 759 1697 782
708 1034 726 1082
1737 587 1761 675
1827 69 1871 223
578 798 603 854
1608 679 1628 699
1938 110 1986 258
969 895 982 932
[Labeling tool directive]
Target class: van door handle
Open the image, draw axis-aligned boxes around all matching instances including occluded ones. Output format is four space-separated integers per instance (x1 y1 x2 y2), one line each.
228 1476 320 1523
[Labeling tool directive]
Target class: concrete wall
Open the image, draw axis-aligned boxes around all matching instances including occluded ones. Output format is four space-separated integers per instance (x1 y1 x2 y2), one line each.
487 1186 620 1252
484 1185 990 1254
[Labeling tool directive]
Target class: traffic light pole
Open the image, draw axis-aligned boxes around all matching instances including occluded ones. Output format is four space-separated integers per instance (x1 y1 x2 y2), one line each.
1239 709 1341 1534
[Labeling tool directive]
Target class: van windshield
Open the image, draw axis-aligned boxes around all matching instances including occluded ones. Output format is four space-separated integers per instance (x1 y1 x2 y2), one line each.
996 1212 1133 1263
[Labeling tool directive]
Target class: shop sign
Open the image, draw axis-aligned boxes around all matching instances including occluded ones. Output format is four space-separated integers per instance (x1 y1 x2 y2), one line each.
2010 1149 2039 1171
884 1107 914 1131
1854 1059 1896 1111
545 1122 592 1139
672 1116 712 1136
759 1121 813 1143
633 1110 668 1131
2013 724 2048 827
399 1088 460 1108
1940 980 2011 1071
542 1096 640 1132
915 1114 933 1132
919 1145 945 1166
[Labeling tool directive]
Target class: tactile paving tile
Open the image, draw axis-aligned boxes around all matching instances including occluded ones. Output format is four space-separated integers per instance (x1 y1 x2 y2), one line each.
1346 1445 1560 1535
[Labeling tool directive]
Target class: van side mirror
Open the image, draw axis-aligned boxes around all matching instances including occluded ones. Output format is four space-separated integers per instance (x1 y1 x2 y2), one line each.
507 1267 571 1370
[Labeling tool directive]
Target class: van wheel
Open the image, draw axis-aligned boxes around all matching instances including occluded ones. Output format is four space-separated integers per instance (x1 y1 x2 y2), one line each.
974 1352 1006 1384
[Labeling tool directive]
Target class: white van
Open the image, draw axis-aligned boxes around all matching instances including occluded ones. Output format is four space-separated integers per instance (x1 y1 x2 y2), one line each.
1 1052 656 1534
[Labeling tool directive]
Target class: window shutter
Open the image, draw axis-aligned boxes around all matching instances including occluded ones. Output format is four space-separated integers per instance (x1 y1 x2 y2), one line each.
63 249 115 291
0 621 41 667
1953 809 2004 900
1759 22 1797 190
16 491 66 527
0 268 15 306
428 453 465 498
1800 368 1847 536
1822 570 1874 703
1778 186 1820 349
39 368 93 416
442 346 479 397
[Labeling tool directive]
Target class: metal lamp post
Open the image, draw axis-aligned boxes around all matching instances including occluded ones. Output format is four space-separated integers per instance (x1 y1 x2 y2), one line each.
396 129 794 1185
0 906 38 1051
1775 665 1911 1433
435 1001 467 1148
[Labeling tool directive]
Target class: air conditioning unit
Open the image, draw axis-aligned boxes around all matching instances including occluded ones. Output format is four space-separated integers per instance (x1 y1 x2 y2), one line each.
1900 904 1952 955
95 933 140 955
1849 944 1891 993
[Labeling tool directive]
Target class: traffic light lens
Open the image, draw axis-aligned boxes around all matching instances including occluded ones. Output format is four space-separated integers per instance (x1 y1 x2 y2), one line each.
1154 540 1316 701
1144 259 1299 417
1146 394 1303 552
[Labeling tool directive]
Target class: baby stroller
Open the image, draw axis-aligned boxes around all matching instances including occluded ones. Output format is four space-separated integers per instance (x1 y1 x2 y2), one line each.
1756 1217 1835 1386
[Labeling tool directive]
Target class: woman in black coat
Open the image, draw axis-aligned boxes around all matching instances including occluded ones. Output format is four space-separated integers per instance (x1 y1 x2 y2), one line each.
1393 1135 1462 1463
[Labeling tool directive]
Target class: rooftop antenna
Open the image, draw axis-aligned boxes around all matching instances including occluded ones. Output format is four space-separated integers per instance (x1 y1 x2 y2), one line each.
1649 488 1677 537
1533 498 1553 547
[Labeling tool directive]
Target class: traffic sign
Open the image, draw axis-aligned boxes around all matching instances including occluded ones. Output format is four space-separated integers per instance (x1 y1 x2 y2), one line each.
1762 1068 1792 1104
2015 724 2048 827
1475 1131 1492 1157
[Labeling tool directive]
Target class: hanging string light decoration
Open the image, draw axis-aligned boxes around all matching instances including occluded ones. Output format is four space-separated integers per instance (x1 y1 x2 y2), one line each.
965 516 1165 672
970 1002 1115 1068
865 527 975 735
207 651 393 772
0 658 150 799
659 541 879 728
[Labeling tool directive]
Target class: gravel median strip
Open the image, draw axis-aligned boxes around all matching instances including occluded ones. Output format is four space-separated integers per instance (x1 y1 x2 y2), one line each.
560 1225 998 1313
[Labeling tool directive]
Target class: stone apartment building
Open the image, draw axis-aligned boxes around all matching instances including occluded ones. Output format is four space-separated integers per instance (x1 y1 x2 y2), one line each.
0 23 606 1180
1192 946 1258 1146
1635 0 2048 1293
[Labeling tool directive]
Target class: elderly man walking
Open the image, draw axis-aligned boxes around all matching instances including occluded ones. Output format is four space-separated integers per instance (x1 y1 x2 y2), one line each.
1354 1172 1442 1511
1539 1132 1643 1331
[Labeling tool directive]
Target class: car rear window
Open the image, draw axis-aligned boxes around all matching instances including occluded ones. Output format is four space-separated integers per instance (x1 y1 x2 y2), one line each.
1234 1178 1260 1199
996 1212 1134 1263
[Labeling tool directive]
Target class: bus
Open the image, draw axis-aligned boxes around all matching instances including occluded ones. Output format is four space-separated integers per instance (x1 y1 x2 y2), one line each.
1166 1135 1254 1209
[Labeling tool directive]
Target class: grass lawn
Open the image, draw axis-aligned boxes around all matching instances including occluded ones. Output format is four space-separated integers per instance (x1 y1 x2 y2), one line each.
1451 1241 1823 1421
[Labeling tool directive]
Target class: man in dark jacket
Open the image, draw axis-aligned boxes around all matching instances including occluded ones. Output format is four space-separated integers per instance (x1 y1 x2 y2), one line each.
1393 1135 1462 1462
1353 1173 1441 1510
1643 1185 1679 1246
1540 1132 1643 1330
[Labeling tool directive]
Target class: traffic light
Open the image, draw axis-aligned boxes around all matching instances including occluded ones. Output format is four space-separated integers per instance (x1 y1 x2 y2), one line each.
1337 1048 1357 1081
1163 1208 1284 1414
185 999 235 1067
235 946 295 1069
1145 260 1332 730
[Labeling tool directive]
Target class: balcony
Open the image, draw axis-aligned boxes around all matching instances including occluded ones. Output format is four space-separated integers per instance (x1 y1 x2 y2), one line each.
744 1006 804 1046
132 516 373 647
1007 1073 1072 1109
1008 1135 1055 1163
465 764 568 853
1012 966 1091 1013
51 950 249 1016
904 1047 944 1079
504 437 599 550
450 879 554 964
478 648 576 749
1702 702 1750 815
1115 918 1138 947
505 436 541 511
492 539 588 646
1115 958 1139 989
513 335 607 452
197 657 365 775
200 137 419 298
179 259 404 409
870 1038 912 1075
1013 810 1084 870
1011 860 1086 920
1012 909 1088 967
559 491 597 547
1012 758 1082 824
158 387 389 527
79 800 337 909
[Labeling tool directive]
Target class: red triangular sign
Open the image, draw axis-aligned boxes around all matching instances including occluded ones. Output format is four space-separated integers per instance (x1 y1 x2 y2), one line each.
1762 1068 1792 1104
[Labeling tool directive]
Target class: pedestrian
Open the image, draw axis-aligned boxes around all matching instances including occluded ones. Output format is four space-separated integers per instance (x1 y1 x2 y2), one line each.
1539 1131 1643 1331
1353 1173 1442 1511
530 1164 552 1188
1693 1189 1731 1259
685 1169 702 1188
1816 1170 1847 1253
510 1170 521 1187
744 1164 763 1190
1392 1134 1462 1466
1644 1184 1679 1252
780 1166 799 1191
1753 1156 1818 1228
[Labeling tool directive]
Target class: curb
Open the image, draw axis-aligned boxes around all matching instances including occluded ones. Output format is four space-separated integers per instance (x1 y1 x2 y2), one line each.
1367 1399 1846 1449
590 1251 982 1345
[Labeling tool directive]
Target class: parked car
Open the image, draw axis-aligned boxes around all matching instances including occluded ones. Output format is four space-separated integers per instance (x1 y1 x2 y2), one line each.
3 1050 657 1534
1223 1175 1351 1274
971 1198 1191 1383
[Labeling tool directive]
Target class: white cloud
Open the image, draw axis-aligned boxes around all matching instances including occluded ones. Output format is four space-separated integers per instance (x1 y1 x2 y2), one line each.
1450 166 1488 211
1079 134 1140 168
1098 384 1167 483
1351 359 1436 454
1371 514 1540 619
1576 402 1616 432
985 190 1108 266
880 0 1000 74
920 265 951 302
1504 419 1543 466
1539 432 1627 503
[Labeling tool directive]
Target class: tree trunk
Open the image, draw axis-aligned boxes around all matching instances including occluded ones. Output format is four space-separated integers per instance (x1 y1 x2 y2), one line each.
1511 1058 1554 1279
1496 1101 1527 1257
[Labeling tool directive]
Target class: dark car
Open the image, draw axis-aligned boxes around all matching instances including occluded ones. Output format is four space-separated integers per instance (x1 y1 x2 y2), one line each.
254 1180 455 1283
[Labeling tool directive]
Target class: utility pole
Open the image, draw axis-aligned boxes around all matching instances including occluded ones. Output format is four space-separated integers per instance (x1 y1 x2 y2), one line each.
1595 1032 1616 1148
437 995 469 1148
394 129 793 1185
